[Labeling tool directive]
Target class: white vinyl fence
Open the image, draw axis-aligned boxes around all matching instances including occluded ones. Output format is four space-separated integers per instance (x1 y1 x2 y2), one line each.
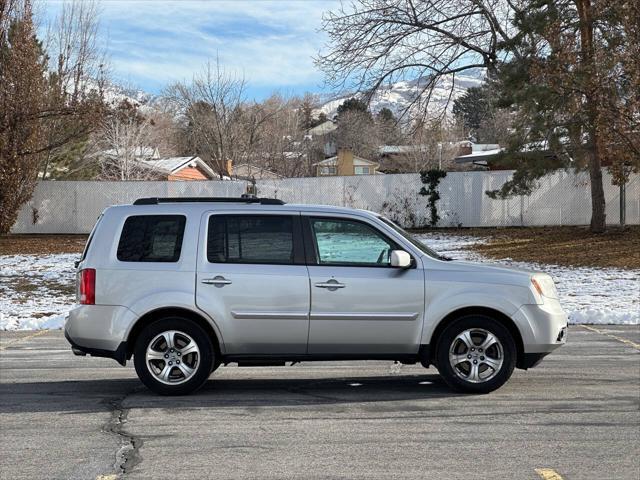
11 169 640 233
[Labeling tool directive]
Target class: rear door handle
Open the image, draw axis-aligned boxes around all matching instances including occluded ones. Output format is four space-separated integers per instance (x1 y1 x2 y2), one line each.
202 276 232 286
315 280 345 290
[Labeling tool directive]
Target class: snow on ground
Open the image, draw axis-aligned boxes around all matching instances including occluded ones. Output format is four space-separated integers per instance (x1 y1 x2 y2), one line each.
0 254 77 330
0 234 638 330
417 233 640 325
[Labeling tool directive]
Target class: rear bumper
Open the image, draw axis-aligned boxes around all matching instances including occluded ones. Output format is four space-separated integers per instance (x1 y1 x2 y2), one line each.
65 329 128 366
64 304 136 366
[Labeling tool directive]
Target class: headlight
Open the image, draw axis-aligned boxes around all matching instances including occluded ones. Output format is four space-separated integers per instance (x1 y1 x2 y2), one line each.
531 274 558 302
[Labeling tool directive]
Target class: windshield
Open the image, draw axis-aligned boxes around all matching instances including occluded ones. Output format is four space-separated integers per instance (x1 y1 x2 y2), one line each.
377 216 450 261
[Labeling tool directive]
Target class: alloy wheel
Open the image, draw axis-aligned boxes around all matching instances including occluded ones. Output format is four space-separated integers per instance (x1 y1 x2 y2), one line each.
448 328 504 383
145 330 200 385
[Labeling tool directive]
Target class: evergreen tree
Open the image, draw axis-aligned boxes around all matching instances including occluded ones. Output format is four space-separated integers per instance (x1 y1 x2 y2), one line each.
375 107 403 145
336 97 371 119
486 0 639 232
452 87 493 141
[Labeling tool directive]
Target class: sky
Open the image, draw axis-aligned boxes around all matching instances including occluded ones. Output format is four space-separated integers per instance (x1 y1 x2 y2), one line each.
41 0 340 100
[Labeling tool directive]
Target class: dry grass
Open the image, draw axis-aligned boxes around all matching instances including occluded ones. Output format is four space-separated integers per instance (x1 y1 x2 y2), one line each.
429 226 640 269
0 235 87 256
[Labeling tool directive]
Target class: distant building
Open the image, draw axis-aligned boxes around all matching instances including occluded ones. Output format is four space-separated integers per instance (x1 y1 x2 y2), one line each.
232 163 284 180
308 120 338 157
138 156 217 180
313 148 380 176
454 142 503 169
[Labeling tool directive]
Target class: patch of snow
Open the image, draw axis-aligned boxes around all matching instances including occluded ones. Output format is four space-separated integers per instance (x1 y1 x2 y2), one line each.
0 254 78 330
417 233 640 325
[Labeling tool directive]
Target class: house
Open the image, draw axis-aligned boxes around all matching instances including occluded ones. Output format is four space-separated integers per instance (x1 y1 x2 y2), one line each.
232 163 284 180
308 120 337 136
454 142 503 169
313 148 380 176
308 120 338 157
138 156 217 180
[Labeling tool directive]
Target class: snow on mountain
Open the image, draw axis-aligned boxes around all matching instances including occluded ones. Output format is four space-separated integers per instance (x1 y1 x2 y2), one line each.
316 71 485 121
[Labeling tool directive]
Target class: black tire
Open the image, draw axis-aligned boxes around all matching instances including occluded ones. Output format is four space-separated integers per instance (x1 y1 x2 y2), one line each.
133 317 214 395
435 315 516 394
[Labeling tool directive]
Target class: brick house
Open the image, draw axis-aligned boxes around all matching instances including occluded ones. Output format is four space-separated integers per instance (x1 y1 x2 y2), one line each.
138 156 217 180
313 148 380 176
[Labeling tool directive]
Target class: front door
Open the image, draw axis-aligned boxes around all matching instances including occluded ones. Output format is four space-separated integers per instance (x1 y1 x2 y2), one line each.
196 212 309 355
304 215 425 355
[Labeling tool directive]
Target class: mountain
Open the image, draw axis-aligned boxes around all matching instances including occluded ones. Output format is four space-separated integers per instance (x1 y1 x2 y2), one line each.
316 70 485 121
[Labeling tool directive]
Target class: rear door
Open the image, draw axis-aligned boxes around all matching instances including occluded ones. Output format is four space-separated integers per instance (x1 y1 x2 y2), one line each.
196 211 310 355
304 214 425 355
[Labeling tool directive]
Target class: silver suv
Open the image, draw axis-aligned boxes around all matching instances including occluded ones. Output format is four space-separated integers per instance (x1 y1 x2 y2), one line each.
65 197 568 395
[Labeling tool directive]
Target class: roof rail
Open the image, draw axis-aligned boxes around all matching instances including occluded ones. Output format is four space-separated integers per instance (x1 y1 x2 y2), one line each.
133 196 285 206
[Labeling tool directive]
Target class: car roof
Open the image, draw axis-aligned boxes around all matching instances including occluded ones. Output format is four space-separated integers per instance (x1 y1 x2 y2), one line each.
105 200 379 219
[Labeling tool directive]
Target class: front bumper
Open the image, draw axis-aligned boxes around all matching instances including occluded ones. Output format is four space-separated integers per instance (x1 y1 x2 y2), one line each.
511 299 568 356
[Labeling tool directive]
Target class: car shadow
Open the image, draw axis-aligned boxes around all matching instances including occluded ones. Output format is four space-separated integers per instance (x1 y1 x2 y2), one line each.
0 372 465 415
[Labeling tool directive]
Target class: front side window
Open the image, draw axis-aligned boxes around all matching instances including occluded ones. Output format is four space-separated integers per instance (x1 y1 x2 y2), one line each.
310 218 397 266
207 215 294 264
354 166 370 175
117 215 186 262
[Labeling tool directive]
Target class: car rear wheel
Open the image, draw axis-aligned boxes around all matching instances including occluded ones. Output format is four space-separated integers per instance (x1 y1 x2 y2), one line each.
133 317 214 395
435 315 516 394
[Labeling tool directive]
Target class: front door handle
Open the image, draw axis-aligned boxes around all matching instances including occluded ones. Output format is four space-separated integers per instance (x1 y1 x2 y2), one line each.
315 280 345 291
202 276 232 287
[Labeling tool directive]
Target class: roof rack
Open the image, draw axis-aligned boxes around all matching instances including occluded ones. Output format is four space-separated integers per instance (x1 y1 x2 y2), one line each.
133 196 285 206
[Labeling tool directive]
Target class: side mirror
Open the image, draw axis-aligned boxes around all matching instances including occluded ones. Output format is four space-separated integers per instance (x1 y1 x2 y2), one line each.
390 250 412 268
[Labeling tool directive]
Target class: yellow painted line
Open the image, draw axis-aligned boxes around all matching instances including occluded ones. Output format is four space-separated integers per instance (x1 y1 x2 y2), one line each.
0 329 49 350
535 468 564 480
95 475 118 480
580 325 640 350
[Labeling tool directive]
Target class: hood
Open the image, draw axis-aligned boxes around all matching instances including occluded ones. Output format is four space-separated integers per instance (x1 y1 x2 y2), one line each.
425 258 538 288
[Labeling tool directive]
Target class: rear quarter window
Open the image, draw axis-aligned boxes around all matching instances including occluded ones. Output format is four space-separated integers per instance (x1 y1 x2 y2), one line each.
117 215 186 262
207 215 294 264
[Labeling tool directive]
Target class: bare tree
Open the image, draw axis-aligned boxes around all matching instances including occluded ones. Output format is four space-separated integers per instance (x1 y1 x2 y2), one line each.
39 0 107 179
334 109 380 160
95 101 160 180
317 0 518 121
166 59 248 178
247 94 309 178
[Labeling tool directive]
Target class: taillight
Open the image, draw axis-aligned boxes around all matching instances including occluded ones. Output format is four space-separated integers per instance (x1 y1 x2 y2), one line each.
79 268 96 305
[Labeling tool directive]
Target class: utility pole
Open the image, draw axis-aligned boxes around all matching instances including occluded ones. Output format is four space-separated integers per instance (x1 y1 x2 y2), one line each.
619 180 626 226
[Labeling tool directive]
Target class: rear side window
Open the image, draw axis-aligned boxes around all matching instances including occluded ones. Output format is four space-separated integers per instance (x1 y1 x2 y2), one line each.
117 215 186 262
207 215 294 264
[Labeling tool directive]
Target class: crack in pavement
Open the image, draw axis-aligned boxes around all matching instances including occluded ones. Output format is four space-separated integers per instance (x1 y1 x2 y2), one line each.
102 388 144 477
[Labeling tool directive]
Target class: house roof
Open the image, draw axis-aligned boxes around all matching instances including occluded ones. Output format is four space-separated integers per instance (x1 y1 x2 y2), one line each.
233 163 284 179
455 148 503 164
138 156 216 178
379 145 428 154
313 155 379 167
308 121 337 136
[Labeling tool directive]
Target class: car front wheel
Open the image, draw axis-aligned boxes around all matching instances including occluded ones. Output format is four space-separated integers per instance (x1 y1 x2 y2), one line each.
435 315 516 394
133 317 214 395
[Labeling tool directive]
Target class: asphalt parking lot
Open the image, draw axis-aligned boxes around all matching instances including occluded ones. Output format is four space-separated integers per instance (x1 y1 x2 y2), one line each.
0 326 638 480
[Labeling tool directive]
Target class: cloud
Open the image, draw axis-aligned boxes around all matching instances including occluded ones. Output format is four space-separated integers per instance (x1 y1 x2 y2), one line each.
43 0 339 97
